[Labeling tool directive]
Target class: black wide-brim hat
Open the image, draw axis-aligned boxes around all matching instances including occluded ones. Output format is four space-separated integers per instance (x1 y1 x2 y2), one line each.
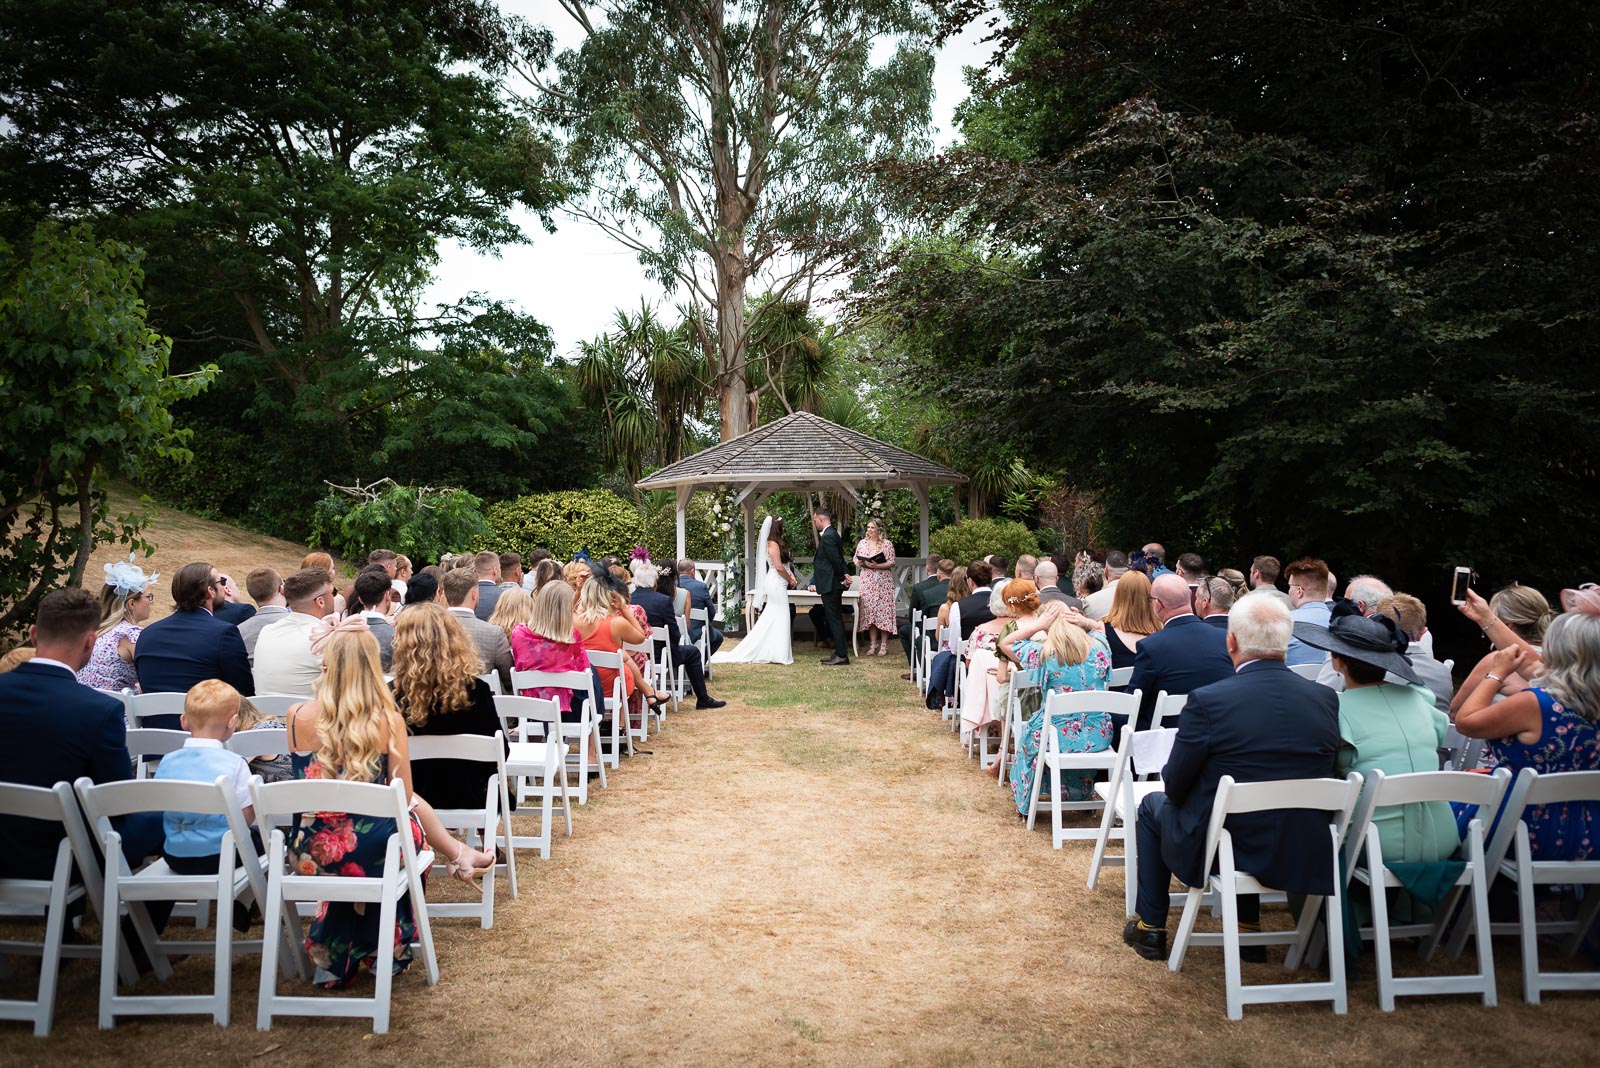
1292 609 1420 685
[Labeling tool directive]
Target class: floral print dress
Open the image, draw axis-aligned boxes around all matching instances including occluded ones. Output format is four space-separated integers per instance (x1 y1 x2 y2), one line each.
287 752 425 989
853 538 897 632
1478 687 1600 859
76 619 141 692
1009 633 1114 816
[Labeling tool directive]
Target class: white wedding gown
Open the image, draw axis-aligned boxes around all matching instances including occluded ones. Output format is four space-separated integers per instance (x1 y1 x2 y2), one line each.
710 563 793 665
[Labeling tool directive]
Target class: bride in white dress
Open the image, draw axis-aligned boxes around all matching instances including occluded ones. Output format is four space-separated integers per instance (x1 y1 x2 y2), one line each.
710 515 796 665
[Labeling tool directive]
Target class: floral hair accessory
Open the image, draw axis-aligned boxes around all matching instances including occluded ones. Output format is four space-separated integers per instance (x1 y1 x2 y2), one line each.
103 554 158 597
629 545 652 564
1560 585 1600 617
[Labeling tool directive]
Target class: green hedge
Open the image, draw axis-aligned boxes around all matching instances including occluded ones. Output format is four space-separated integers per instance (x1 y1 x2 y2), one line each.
928 517 1040 566
640 494 722 562
311 484 489 564
486 490 644 562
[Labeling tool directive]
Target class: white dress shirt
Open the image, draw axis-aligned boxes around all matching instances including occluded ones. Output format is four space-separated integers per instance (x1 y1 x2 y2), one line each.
251 611 325 696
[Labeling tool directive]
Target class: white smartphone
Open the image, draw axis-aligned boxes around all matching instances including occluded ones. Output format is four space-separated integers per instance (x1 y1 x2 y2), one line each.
1450 566 1473 605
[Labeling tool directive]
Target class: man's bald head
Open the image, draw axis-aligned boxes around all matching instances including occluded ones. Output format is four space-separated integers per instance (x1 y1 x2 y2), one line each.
1034 560 1059 587
1151 573 1193 618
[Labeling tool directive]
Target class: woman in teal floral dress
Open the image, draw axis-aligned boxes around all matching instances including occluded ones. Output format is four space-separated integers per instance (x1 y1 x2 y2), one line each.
1007 619 1114 816
284 625 496 988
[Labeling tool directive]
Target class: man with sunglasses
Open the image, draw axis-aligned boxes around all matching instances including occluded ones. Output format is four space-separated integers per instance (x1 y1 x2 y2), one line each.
210 572 257 626
251 567 336 696
134 561 255 723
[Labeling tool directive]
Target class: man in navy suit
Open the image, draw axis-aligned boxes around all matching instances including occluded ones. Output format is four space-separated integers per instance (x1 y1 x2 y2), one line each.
1126 574 1233 730
629 565 725 709
210 572 256 626
134 561 254 724
675 559 723 655
1195 576 1234 630
0 588 154 878
1124 593 1340 961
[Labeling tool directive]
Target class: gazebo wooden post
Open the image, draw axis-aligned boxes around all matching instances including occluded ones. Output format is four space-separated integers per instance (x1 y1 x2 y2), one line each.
913 483 931 559
674 485 690 561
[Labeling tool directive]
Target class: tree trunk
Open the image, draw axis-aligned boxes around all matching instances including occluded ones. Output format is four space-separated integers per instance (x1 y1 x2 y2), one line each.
67 458 99 589
714 235 751 442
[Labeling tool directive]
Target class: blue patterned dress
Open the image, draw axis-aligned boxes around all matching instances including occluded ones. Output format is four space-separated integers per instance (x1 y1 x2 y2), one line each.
1481 687 1600 859
1009 633 1115 816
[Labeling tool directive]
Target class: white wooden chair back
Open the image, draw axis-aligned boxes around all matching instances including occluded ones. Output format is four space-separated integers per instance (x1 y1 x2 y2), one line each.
124 691 187 728
492 695 571 858
1108 666 1134 689
477 672 503 696
586 649 638 750
227 726 289 761
125 728 191 779
250 777 438 1032
509 669 606 803
689 606 713 679
1150 691 1188 732
408 732 517 924
246 694 304 719
1027 689 1142 848
1287 662 1322 681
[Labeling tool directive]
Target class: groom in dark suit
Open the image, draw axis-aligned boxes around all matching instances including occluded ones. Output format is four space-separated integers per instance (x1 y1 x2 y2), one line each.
808 509 852 665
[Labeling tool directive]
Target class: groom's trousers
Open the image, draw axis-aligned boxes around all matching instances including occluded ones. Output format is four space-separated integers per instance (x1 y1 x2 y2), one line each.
820 589 849 660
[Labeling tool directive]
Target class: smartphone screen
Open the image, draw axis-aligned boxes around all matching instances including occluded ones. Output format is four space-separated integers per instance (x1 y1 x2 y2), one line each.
1450 567 1471 604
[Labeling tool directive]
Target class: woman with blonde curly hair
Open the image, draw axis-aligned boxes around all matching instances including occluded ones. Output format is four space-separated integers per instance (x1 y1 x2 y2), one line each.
391 603 507 809
563 560 592 598
283 628 494 988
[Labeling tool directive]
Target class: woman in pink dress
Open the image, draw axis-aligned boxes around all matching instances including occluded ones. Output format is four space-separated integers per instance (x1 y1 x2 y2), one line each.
510 582 593 717
853 519 897 656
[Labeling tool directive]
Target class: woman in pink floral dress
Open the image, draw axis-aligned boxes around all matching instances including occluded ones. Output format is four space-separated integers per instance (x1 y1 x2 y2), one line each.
853 520 897 656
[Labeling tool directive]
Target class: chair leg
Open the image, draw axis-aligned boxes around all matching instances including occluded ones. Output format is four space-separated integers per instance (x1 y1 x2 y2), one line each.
34 852 71 1037
1516 828 1541 1004
258 833 285 1030
1371 877 1396 1012
1050 760 1064 849
98 853 120 1030
1169 887 1204 971
1219 860 1244 1021
372 875 398 1035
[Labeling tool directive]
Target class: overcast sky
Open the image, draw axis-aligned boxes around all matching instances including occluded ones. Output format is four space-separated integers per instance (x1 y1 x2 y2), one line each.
420 2 999 357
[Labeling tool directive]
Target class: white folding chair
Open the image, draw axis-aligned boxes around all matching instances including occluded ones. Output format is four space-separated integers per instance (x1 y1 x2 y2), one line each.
124 691 187 729
74 775 303 1028
1026 690 1142 848
476 672 503 696
648 633 686 708
917 616 940 695
994 673 1039 781
227 727 289 761
1087 726 1179 916
586 649 636 755
0 783 120 1035
945 604 964 731
689 607 713 681
1167 773 1364 1020
1150 691 1188 732
511 668 606 802
96 687 134 728
125 728 191 779
1109 666 1134 689
493 694 572 858
1339 768 1510 1011
1287 662 1322 681
1443 768 1600 1003
408 733 516 928
246 694 304 719
252 777 437 1033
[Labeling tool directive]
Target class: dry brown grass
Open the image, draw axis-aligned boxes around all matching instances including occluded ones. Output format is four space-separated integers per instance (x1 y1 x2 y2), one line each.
3 555 1596 1065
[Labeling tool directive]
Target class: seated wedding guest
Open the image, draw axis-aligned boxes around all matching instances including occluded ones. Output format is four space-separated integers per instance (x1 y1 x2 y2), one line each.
299 551 346 616
1453 587 1600 859
1195 576 1234 630
237 567 288 662
1176 553 1207 586
1250 555 1281 591
473 550 504 621
629 564 726 709
1316 593 1454 712
211 573 256 626
657 566 691 623
1034 559 1081 610
522 548 552 591
1292 606 1457 864
899 558 952 669
235 695 294 783
283 630 495 988
1072 556 1105 606
0 588 154 877
1083 551 1126 619
419 563 445 584
135 561 254 711
678 559 724 657
961 584 1013 747
988 580 1068 771
347 567 397 669
402 571 440 609
1062 570 1161 672
441 569 514 693
392 554 412 600
956 560 996 640
1143 542 1173 579
1217 568 1250 603
499 552 524 591
77 555 158 692
572 577 668 718
253 567 335 696
924 568 972 708
391 603 507 810
1451 583 1554 715
1126 574 1232 729
1007 615 1114 816
488 585 535 644
1282 557 1333 665
365 549 398 578
986 555 1013 617
563 560 592 598
1016 555 1038 581
530 557 562 593
1123 593 1340 962
510 582 591 717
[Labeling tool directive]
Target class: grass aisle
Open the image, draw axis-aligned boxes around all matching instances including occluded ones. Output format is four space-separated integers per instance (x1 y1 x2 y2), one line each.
7 643 1595 1065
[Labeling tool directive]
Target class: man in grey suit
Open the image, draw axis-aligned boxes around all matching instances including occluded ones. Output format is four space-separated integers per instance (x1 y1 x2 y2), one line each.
472 550 505 621
348 567 397 670
237 567 289 663
1034 560 1082 610
442 569 513 692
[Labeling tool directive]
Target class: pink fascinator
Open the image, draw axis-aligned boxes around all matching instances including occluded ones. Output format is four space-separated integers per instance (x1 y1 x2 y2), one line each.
1560 585 1600 617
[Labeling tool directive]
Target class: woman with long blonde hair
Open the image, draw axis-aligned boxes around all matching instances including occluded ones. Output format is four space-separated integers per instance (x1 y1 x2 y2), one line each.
391 603 507 809
1005 614 1114 815
283 629 494 989
574 576 667 716
488 586 536 642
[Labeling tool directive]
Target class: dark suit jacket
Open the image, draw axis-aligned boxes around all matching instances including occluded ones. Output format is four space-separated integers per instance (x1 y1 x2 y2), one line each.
956 590 995 641
811 526 847 595
1127 614 1234 728
679 576 714 638
214 601 256 626
0 661 134 877
910 576 949 618
474 580 504 622
134 607 255 704
1203 614 1230 630
630 588 684 648
1159 660 1341 893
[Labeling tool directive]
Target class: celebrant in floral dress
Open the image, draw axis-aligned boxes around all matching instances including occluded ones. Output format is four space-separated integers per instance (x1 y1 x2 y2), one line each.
853 519 897 656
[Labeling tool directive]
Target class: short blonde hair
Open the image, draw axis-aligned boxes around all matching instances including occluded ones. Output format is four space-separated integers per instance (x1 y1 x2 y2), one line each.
184 679 241 731
563 561 591 597
488 586 536 640
575 576 617 625
527 581 577 642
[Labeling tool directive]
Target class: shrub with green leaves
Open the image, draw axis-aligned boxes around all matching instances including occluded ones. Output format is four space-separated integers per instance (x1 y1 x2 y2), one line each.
929 518 1039 566
311 482 489 564
639 492 721 561
486 490 644 562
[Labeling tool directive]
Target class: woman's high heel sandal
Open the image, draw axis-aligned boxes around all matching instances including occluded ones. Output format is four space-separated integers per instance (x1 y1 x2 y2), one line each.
447 841 495 884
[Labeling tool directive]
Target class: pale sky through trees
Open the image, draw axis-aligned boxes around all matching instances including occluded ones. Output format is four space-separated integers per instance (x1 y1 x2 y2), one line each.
422 1 997 357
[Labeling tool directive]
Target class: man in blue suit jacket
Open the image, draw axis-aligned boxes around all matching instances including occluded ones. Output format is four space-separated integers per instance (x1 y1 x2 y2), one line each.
629 568 725 709
134 561 254 726
675 560 723 655
0 588 155 878
1124 593 1340 961
1126 575 1234 730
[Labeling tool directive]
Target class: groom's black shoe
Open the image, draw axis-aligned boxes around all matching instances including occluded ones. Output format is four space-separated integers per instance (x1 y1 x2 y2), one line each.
820 655 849 666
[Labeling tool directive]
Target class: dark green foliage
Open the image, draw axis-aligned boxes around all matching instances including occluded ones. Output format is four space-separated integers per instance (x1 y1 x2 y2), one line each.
867 0 1600 598
310 483 490 565
485 490 645 563
929 519 1039 566
639 494 721 563
0 223 214 632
